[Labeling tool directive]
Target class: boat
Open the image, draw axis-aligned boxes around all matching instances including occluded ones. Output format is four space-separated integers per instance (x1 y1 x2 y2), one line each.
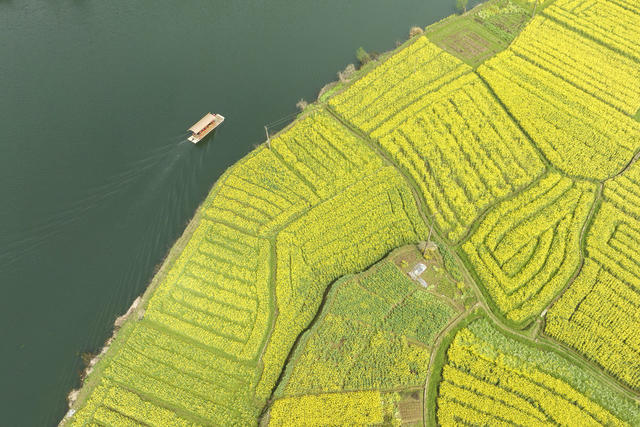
187 113 225 144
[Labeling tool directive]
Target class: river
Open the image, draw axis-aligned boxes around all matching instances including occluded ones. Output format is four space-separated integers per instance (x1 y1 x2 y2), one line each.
0 1 468 425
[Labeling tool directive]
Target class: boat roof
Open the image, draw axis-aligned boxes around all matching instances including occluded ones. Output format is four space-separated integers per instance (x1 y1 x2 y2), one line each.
189 113 216 133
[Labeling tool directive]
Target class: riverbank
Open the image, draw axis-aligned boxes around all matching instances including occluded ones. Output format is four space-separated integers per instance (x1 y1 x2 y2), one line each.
62 195 208 420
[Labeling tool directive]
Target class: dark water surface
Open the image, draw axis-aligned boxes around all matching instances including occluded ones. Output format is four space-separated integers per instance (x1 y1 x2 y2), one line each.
0 1 463 425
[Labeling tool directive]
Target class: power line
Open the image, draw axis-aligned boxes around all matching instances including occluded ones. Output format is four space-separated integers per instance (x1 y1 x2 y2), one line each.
264 111 298 129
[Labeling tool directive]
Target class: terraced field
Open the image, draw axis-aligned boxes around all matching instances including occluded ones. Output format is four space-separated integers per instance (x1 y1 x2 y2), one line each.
64 0 640 425
462 172 597 324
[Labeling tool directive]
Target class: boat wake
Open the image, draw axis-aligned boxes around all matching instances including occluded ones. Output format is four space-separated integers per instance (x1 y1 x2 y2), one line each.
0 138 190 270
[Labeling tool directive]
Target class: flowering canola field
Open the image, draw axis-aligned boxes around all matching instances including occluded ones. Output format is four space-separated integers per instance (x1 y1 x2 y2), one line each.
436 317 640 426
66 0 640 424
68 110 427 425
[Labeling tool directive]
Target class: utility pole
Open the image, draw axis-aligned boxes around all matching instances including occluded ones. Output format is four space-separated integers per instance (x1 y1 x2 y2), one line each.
265 125 270 149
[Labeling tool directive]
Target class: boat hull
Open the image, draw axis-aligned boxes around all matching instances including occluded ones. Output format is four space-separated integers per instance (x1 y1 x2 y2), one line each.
188 114 225 144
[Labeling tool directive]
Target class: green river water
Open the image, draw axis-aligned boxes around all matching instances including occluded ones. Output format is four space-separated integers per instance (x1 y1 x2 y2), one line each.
0 1 467 425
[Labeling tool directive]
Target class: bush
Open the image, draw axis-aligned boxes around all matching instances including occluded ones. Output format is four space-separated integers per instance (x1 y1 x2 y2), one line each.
295 99 308 111
356 47 371 65
409 26 424 38
337 63 356 82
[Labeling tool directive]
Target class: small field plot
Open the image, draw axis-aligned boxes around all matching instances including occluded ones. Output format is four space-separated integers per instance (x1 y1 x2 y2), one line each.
69 218 274 426
479 48 640 180
374 71 545 242
269 247 462 426
545 161 640 391
270 109 385 200
426 0 532 67
396 391 423 426
510 15 640 115
330 36 545 243
328 36 472 136
206 109 387 237
269 391 384 427
393 244 475 309
544 0 640 63
433 317 640 426
462 171 597 325
204 147 318 236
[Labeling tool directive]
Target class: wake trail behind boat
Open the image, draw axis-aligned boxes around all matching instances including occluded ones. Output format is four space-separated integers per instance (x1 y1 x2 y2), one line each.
0 139 188 270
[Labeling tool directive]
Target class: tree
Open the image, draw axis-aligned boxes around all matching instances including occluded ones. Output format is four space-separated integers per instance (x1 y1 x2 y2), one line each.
456 0 468 13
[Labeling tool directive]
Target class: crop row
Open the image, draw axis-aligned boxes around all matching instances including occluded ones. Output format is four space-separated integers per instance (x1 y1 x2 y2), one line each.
588 203 640 291
545 258 640 391
204 147 318 236
603 163 640 223
145 220 272 360
329 36 444 114
256 167 428 399
270 391 384 426
206 110 392 237
71 220 272 425
70 378 196 426
478 49 640 180
511 16 640 115
545 163 640 390
544 0 640 63
462 172 596 324
377 74 544 241
329 36 472 136
70 322 261 426
436 318 638 426
270 110 384 199
280 261 455 396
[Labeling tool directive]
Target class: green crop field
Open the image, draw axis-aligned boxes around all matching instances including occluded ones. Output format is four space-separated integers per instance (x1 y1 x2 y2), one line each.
269 247 468 425
431 315 640 426
63 0 640 425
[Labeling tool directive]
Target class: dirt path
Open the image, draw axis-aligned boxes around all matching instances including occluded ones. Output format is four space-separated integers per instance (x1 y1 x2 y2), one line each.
421 305 478 426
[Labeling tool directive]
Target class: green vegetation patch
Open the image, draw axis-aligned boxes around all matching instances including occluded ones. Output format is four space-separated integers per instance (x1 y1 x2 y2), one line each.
269 247 468 426
274 255 458 399
425 0 533 67
432 316 640 426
